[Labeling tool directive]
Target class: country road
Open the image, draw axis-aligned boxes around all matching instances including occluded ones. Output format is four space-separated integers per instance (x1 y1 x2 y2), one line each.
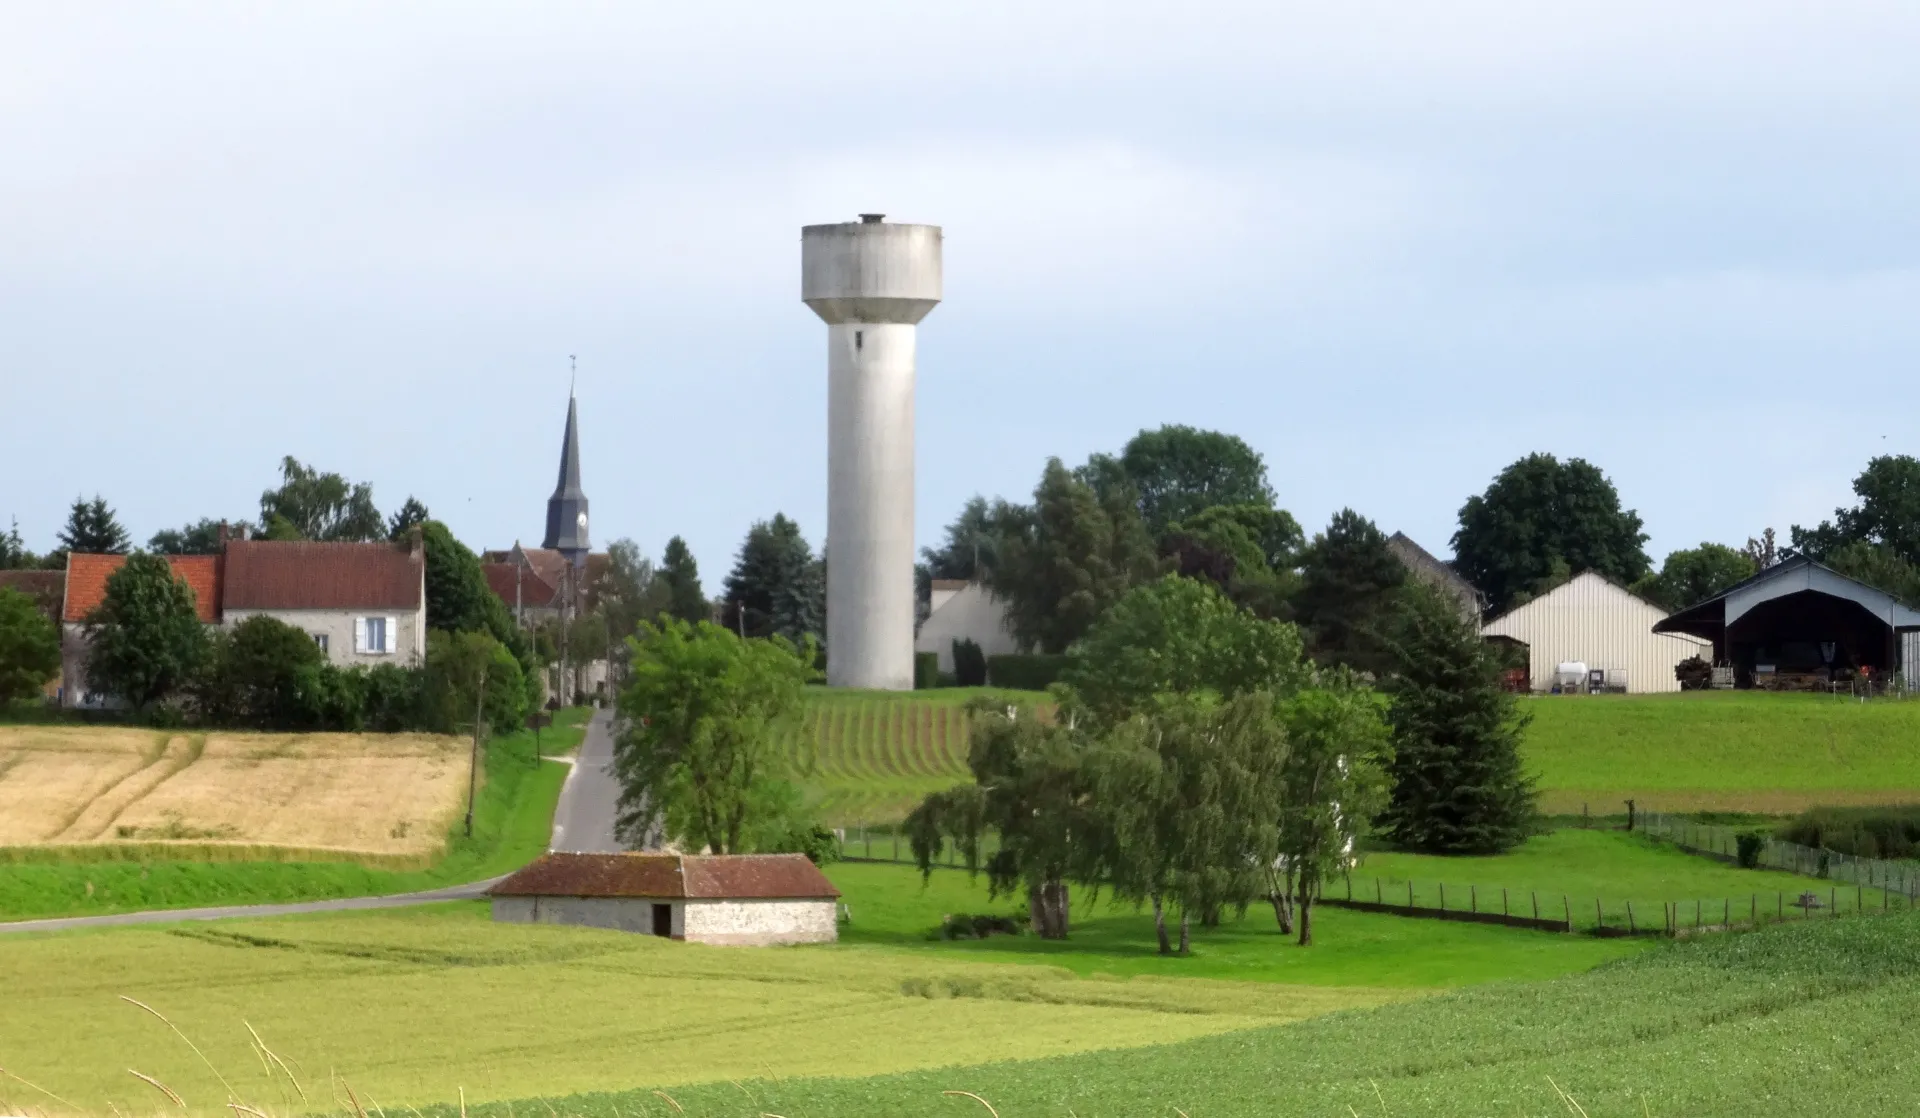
0 707 647 936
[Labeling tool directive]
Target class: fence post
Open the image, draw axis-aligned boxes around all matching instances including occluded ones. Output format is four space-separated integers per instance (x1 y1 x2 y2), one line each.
1503 887 1510 917
893 830 899 862
1627 901 1635 934
1377 878 1383 904
1440 883 1446 912
1778 892 1783 921
1409 882 1415 910
1347 876 1353 901
1564 895 1571 932
1724 898 1729 928
1596 897 1603 931
1470 885 1477 914
1532 892 1539 921
1695 899 1701 930
1832 887 1838 916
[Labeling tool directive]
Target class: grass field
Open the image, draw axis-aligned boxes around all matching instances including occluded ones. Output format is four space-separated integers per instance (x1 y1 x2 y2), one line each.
787 688 1048 825
0 710 590 921
0 725 471 861
1524 691 1920 814
0 903 1406 1114
479 906 1920 1118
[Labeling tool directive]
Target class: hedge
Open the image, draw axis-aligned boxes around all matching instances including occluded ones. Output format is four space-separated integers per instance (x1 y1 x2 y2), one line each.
913 651 940 690
986 653 1072 691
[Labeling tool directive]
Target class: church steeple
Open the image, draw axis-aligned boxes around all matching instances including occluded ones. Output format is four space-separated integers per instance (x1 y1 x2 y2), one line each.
542 392 590 559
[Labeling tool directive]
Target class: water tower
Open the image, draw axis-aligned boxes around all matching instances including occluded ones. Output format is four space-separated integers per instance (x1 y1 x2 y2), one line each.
801 214 943 690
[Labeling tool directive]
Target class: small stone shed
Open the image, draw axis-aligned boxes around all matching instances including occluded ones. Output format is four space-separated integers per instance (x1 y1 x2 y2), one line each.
486 852 840 945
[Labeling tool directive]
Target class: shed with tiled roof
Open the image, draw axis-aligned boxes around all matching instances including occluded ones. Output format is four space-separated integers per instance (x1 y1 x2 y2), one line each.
487 852 841 945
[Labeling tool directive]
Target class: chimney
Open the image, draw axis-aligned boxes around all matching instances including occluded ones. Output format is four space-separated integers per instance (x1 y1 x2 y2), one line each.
217 521 230 550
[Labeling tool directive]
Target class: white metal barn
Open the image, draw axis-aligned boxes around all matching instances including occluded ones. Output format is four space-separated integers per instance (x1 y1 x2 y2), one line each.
1481 572 1712 694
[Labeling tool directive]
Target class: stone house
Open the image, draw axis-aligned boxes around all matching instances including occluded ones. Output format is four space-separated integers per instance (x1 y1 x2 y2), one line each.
487 852 841 945
220 539 427 667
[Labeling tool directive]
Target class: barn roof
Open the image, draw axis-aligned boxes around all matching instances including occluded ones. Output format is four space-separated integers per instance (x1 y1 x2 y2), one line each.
487 852 840 901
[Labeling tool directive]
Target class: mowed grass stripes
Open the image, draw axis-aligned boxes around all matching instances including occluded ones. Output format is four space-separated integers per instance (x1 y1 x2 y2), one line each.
786 689 1049 825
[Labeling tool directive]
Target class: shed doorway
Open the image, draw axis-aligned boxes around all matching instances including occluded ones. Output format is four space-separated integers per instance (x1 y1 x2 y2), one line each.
651 903 672 937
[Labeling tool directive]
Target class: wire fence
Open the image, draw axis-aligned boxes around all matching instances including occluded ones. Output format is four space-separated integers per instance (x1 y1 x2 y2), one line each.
1639 810 1920 899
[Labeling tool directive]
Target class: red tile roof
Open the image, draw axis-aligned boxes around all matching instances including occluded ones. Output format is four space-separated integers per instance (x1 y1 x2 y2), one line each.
487 853 840 901
223 540 421 611
483 562 559 609
63 554 221 624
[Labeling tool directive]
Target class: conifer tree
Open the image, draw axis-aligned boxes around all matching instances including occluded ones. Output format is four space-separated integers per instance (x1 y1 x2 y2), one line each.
659 536 708 624
56 495 131 555
1379 585 1536 853
1293 508 1407 675
722 515 823 647
987 458 1161 653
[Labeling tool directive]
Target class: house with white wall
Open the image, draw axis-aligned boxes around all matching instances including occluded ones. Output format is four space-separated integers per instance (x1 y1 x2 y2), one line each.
220 538 427 665
60 553 223 708
915 579 1019 675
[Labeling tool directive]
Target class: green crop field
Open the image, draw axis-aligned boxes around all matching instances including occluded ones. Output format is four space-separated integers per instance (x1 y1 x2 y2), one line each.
788 688 1048 825
0 902 1404 1114
0 709 591 922
481 906 1920 1118
1523 691 1920 814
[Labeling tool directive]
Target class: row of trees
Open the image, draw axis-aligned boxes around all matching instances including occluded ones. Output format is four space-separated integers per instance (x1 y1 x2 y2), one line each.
903 575 1532 951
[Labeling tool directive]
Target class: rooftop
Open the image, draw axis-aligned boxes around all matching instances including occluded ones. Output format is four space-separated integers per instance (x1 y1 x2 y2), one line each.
63 554 221 624
487 852 840 901
223 539 421 611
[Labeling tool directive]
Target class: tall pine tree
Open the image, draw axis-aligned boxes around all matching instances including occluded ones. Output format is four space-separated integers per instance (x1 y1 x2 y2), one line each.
659 536 708 624
1380 584 1536 854
57 495 131 554
987 458 1161 653
721 515 823 647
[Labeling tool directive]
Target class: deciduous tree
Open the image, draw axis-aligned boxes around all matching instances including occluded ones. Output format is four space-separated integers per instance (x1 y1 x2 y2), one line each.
1115 425 1276 536
1273 670 1391 945
149 518 247 555
197 615 325 728
612 619 815 854
1631 543 1756 610
259 456 384 542
0 587 60 706
84 553 209 710
1792 455 1920 567
1452 454 1650 614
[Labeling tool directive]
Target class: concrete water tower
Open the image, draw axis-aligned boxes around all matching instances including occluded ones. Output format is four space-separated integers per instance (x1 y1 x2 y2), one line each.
802 214 943 690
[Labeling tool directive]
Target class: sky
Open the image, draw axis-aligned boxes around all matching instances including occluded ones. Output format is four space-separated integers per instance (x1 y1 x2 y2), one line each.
3 2 1918 579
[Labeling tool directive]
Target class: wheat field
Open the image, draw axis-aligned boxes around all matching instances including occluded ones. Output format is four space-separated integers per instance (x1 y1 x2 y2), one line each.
0 725 471 860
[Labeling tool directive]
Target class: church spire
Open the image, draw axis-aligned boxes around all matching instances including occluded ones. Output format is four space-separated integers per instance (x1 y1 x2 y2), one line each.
543 391 590 559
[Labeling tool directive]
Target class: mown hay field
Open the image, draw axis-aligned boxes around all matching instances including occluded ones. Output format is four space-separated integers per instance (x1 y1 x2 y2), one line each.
0 725 470 864
786 688 1049 825
1523 691 1920 814
0 903 1404 1114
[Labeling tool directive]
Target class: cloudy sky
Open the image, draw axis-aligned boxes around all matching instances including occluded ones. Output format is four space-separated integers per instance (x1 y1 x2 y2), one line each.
4 2 1917 578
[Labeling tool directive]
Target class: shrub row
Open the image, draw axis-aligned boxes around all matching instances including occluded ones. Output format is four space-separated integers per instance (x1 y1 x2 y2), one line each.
985 653 1072 691
1779 805 1920 860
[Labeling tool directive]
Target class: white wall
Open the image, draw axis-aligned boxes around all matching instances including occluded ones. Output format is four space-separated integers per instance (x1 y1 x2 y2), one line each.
915 582 1019 674
681 898 838 945
224 604 427 668
1481 572 1712 694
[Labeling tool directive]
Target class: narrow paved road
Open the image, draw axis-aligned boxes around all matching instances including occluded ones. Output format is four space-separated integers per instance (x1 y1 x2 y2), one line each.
0 707 652 936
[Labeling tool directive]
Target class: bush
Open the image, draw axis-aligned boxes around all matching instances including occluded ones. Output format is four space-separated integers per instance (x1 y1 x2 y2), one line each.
1735 831 1767 869
770 823 842 865
937 912 1026 940
204 615 326 729
986 653 1072 691
914 651 939 690
951 637 988 687
1778 805 1920 860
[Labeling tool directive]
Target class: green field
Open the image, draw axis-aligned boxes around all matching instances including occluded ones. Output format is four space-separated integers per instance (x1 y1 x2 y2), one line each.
788 688 1047 825
798 689 1920 823
1524 691 1920 814
0 902 1405 1113
478 907 1920 1118
0 709 591 922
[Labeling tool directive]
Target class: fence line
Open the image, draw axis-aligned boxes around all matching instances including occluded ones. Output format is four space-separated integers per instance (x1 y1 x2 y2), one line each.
1639 810 1920 900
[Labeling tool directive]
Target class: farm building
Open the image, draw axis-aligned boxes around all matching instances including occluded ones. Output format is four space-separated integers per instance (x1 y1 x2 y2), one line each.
1387 533 1485 622
487 852 841 945
1653 556 1920 690
914 579 1017 675
1481 572 1711 694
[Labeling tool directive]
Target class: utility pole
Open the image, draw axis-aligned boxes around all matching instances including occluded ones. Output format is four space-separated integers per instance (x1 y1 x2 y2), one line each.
464 661 489 838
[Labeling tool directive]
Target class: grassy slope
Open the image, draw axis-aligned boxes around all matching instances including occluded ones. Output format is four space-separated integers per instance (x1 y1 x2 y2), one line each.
0 903 1400 1113
490 907 1920 1118
789 688 1048 825
830 860 1645 987
1354 827 1899 926
1525 691 1920 813
0 709 591 921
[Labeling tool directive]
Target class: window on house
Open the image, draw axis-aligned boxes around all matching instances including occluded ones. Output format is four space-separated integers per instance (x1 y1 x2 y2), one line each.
361 617 388 654
312 633 329 654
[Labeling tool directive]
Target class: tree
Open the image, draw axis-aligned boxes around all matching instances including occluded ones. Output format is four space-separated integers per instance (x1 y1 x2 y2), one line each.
1115 425 1277 536
987 458 1161 653
1791 456 1920 567
1452 454 1650 614
721 515 824 646
259 456 384 542
421 521 517 646
84 553 209 710
57 496 131 555
1631 544 1756 611
0 587 60 706
906 700 1094 938
1293 509 1409 676
149 518 245 555
1160 504 1304 619
612 618 815 854
387 497 430 541
1379 586 1536 854
198 615 325 728
0 518 35 570
592 538 670 663
1061 575 1307 728
921 496 1001 582
658 536 709 624
1824 541 1920 606
1744 528 1780 571
1091 693 1289 954
1272 670 1391 946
